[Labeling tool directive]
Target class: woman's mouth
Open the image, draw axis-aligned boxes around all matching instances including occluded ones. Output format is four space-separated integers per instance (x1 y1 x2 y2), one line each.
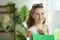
38 18 43 21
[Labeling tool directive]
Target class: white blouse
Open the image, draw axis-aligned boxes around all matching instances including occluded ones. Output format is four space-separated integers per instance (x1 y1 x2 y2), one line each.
28 25 39 34
28 25 48 35
26 25 49 40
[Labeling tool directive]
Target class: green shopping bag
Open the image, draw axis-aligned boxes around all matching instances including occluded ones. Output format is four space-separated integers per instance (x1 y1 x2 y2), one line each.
31 32 55 40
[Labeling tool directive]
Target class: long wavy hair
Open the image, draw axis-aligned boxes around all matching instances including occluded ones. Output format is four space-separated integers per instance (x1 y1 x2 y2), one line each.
26 3 46 28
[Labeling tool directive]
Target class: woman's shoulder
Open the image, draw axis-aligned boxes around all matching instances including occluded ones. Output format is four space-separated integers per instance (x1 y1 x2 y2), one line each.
26 26 34 37
28 25 38 34
26 25 38 37
44 24 49 28
28 25 37 31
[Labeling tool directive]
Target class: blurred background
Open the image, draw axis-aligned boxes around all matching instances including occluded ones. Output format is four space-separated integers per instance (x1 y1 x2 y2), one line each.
0 0 60 40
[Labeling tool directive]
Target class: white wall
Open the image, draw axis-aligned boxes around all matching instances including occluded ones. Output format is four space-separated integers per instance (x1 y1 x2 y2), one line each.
53 11 60 29
0 0 12 5
46 10 60 34
47 0 60 10
0 0 60 10
12 0 42 9
0 0 47 10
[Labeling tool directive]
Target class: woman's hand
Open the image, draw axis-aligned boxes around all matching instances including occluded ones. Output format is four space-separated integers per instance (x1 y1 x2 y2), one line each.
41 15 46 24
37 29 44 35
26 31 32 37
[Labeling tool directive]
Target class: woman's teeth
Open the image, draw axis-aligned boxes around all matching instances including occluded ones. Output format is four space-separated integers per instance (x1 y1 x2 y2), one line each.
38 18 42 20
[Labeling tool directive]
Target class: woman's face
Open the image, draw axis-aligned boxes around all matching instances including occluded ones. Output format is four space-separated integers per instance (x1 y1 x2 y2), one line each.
32 8 46 24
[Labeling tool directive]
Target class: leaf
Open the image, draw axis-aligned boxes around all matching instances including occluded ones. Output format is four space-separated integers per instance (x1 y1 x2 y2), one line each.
15 5 29 40
16 30 26 40
0 22 3 28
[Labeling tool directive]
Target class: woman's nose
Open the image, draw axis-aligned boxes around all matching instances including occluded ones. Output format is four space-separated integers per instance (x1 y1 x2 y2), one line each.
39 14 41 18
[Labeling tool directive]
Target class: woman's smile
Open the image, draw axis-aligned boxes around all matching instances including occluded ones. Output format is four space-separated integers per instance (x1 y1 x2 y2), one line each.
38 15 44 22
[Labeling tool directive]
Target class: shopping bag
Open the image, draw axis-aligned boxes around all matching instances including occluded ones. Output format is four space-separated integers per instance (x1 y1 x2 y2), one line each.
31 32 54 40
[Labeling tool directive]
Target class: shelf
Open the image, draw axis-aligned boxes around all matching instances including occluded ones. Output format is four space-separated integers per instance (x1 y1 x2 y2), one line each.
0 30 14 33
0 5 7 8
0 12 8 14
0 12 15 14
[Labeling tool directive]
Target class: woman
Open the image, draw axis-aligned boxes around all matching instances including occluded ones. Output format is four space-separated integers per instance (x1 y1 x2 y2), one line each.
26 3 49 40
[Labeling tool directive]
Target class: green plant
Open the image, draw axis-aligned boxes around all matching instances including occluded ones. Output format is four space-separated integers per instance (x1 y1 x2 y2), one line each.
6 2 16 13
17 30 26 40
19 5 28 22
13 5 29 40
0 22 3 28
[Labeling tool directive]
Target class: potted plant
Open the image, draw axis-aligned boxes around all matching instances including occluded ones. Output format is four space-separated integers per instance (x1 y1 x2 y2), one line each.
13 5 29 40
6 2 16 13
0 22 3 29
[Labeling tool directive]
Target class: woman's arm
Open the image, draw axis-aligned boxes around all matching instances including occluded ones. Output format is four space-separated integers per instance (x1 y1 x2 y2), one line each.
46 27 49 34
45 25 49 34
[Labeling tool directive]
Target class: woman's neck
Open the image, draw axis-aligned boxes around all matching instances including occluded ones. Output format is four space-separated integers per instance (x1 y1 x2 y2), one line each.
35 22 42 26
34 22 45 28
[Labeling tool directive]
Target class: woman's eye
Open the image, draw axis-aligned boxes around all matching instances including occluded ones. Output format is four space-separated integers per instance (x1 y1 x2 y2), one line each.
36 13 39 15
41 13 44 15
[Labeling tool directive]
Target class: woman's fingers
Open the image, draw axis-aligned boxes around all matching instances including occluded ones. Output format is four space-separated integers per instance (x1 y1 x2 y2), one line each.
37 29 44 35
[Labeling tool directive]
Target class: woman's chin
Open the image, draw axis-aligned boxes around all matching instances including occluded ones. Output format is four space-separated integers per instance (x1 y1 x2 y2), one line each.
37 21 42 24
